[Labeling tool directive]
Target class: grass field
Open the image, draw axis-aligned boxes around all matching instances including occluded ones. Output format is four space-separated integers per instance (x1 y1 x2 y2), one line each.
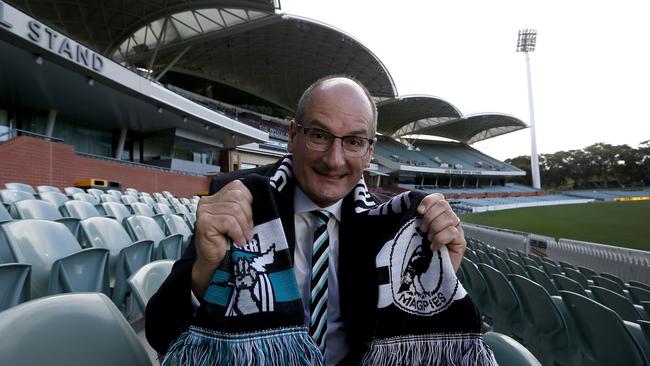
462 200 650 251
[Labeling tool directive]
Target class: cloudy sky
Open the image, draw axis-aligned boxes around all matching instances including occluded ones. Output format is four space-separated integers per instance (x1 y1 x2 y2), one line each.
282 0 650 160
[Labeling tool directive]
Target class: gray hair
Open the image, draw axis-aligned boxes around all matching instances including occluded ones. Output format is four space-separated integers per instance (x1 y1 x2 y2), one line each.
295 75 378 136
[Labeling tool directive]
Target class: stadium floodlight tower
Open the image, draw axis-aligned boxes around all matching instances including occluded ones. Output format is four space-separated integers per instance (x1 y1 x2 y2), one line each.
517 28 541 190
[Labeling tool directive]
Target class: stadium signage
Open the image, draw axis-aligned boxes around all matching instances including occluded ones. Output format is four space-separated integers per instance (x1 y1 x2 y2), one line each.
0 1 11 29
25 20 104 73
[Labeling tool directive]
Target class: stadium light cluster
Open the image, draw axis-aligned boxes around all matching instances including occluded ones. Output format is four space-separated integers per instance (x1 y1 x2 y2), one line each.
516 29 537 53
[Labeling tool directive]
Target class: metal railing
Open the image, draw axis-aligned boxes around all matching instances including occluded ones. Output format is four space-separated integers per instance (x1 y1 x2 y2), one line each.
462 223 650 284
0 128 64 143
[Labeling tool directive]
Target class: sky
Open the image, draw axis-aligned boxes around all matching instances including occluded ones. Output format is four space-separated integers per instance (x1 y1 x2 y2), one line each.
281 0 650 160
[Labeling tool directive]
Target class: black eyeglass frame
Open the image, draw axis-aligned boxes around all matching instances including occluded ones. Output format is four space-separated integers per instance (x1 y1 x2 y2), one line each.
295 122 376 157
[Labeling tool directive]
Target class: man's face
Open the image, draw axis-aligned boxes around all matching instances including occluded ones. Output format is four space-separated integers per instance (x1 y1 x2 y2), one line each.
288 79 375 207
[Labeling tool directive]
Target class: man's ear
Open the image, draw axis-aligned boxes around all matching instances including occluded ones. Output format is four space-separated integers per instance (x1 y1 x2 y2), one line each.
287 119 297 153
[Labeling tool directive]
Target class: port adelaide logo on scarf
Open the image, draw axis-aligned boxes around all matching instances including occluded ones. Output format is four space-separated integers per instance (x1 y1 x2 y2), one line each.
387 219 458 315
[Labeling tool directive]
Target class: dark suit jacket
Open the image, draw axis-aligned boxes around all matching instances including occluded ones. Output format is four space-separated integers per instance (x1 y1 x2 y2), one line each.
145 160 383 365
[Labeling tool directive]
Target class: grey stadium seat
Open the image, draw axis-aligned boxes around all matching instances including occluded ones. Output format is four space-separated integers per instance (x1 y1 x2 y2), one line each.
71 192 100 205
153 202 174 215
36 185 62 194
12 199 79 235
0 293 154 366
124 215 183 260
0 204 11 223
162 213 193 251
0 219 109 298
86 188 105 202
64 186 85 196
100 194 119 203
78 217 154 310
128 260 174 314
62 200 102 219
0 189 35 214
38 191 70 208
101 202 132 224
130 202 156 216
482 331 541 366
0 263 31 312
5 182 36 194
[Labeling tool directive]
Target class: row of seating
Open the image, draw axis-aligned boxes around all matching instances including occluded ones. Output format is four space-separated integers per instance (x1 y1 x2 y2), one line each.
461 237 650 365
0 183 198 316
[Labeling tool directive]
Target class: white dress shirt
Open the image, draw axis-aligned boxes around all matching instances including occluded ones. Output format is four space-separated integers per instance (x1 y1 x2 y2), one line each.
293 186 349 366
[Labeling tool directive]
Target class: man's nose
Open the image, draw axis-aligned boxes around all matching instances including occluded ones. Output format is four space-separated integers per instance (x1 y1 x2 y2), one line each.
322 137 346 167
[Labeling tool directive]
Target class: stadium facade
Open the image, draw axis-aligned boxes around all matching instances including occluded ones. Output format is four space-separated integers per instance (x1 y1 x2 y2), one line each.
1 0 527 197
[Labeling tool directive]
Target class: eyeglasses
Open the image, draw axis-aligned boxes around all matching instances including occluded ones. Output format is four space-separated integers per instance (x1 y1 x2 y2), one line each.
296 123 375 157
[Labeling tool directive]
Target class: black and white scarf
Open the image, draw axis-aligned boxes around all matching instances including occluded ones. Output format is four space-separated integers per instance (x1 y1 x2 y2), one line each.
163 156 496 365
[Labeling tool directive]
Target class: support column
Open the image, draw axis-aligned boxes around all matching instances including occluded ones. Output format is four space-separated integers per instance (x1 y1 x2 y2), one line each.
115 128 128 160
45 109 57 137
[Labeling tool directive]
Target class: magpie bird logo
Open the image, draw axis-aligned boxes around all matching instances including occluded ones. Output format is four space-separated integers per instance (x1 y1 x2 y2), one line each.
388 219 458 315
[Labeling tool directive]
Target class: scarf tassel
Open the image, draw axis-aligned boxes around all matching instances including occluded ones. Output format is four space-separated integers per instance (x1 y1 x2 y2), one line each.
162 326 324 366
361 333 497 366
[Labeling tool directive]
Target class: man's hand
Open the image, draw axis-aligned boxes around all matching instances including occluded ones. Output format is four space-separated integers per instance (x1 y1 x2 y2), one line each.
417 193 466 272
191 180 254 298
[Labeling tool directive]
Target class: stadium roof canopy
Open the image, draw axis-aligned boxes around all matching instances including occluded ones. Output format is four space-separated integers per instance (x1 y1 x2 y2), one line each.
7 1 397 113
412 113 527 144
377 95 463 136
5 0 279 54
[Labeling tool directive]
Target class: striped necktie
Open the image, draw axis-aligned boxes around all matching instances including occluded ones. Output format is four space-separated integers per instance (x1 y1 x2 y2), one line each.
309 210 330 353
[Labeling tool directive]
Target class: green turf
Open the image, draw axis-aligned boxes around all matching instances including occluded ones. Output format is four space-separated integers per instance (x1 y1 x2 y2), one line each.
462 201 650 251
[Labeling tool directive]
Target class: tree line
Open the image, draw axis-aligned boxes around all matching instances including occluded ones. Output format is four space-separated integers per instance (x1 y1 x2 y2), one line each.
505 141 650 189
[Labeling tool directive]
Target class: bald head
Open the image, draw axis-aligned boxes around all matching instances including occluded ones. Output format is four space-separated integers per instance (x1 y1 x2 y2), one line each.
295 75 377 136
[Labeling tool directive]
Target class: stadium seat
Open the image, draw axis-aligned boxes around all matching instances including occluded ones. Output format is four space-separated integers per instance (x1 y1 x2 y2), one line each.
557 260 576 271
106 189 123 201
521 256 539 268
38 191 70 208
0 219 109 298
127 260 174 314
489 253 512 275
62 200 102 219
527 254 544 266
100 193 119 203
152 202 173 215
162 213 193 251
121 194 138 205
86 188 105 202
0 189 35 214
475 249 493 265
477 263 525 341
551 274 590 298
560 290 649 365
101 202 132 224
71 192 100 205
0 204 11 223
140 195 156 207
0 293 154 365
508 274 578 366
600 272 627 289
12 199 79 235
592 275 626 296
78 217 154 310
639 320 650 345
578 265 597 279
460 259 492 323
5 182 36 194
36 185 62 194
505 259 528 278
628 286 650 304
130 202 156 216
541 261 563 277
524 265 559 296
589 285 646 322
564 267 590 289
464 248 479 262
629 280 650 291
0 263 31 312
482 331 541 366
124 215 183 260
64 186 84 196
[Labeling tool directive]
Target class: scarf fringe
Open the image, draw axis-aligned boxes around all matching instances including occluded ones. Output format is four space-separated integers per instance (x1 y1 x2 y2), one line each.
361 333 497 366
162 326 324 366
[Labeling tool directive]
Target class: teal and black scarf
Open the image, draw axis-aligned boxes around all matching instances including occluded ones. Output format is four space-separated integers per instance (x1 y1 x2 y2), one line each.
163 155 496 365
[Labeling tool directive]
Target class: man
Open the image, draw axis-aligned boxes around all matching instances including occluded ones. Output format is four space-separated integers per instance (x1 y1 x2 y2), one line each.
146 76 466 365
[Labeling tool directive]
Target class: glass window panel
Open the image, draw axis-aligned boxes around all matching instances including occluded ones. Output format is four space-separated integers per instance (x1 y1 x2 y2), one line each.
197 9 225 26
221 9 247 27
171 18 199 39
